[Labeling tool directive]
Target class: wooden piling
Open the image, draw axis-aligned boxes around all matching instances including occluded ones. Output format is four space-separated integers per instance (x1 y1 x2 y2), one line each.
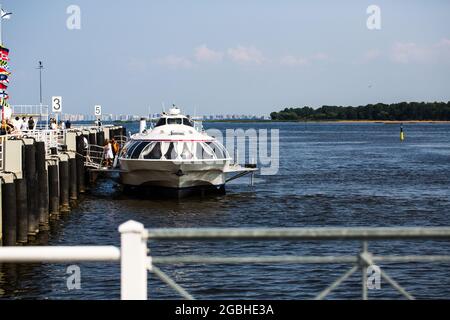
76 135 86 194
15 177 28 244
48 162 60 218
59 156 70 213
89 132 96 145
2 177 17 246
25 143 39 236
97 130 105 147
69 156 78 203
35 141 49 229
15 143 28 244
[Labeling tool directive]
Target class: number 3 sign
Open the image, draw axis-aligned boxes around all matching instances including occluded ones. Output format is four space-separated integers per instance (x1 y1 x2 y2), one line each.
52 96 62 113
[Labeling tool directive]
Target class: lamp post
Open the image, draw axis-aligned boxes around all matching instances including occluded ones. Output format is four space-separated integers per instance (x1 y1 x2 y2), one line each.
37 61 44 105
0 4 12 46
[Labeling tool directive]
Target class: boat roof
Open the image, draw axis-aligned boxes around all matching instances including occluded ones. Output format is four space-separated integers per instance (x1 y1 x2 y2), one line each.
131 107 215 142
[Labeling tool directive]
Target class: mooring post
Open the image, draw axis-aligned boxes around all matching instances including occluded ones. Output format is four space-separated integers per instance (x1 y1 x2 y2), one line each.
25 142 39 236
35 141 49 229
47 160 60 218
89 132 96 146
119 220 148 300
16 142 28 244
15 175 28 244
1 174 17 246
76 135 86 194
69 154 78 203
59 154 70 213
97 130 105 147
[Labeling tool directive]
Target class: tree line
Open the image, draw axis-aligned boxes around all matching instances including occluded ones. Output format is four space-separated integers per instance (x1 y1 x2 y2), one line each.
270 102 450 121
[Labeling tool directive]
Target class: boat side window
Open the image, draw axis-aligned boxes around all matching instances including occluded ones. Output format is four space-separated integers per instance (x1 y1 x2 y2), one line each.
124 141 140 159
196 142 215 160
120 142 132 158
131 142 150 159
182 118 194 127
141 142 162 159
164 142 176 159
209 142 226 159
167 118 182 125
155 118 166 127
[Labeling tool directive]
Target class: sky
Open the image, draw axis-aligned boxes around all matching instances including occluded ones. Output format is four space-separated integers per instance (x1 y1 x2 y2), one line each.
2 0 450 116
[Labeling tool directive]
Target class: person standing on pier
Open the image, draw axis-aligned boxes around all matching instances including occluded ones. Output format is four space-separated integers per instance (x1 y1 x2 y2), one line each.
13 116 22 132
20 116 28 131
0 119 11 135
28 117 35 130
103 139 114 167
111 138 120 157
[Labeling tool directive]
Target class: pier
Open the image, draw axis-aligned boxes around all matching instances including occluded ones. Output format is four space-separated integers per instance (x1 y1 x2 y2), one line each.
0 123 127 246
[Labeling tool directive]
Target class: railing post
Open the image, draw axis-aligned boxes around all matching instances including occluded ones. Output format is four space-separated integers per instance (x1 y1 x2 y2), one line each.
119 220 148 300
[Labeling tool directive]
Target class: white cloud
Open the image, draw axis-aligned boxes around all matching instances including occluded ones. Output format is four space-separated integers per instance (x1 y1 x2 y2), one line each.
311 52 329 61
227 46 266 65
155 55 193 69
391 42 431 64
359 49 383 63
279 55 309 67
194 44 223 63
391 39 450 64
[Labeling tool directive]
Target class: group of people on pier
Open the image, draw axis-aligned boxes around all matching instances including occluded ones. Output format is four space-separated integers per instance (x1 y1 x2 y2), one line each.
48 118 72 130
103 138 120 167
0 116 35 135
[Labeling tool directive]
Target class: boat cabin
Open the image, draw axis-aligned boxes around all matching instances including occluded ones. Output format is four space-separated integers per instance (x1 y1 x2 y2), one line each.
120 140 230 161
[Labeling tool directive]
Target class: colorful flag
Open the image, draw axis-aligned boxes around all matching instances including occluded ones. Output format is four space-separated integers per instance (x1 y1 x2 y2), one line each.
0 74 8 81
0 53 9 61
0 83 7 90
0 98 9 107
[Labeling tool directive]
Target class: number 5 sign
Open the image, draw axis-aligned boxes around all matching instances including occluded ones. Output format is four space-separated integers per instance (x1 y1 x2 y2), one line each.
94 105 102 117
52 96 62 113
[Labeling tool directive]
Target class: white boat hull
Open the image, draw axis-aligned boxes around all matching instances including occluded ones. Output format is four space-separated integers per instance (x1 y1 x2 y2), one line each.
119 159 228 189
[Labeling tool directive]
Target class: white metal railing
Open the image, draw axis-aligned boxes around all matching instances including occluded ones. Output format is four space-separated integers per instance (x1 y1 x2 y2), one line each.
85 144 105 168
11 105 49 116
20 130 64 153
1 222 450 300
145 227 450 300
0 220 147 300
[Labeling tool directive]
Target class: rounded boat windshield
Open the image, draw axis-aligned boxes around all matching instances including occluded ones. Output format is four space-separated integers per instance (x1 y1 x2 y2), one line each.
120 140 229 160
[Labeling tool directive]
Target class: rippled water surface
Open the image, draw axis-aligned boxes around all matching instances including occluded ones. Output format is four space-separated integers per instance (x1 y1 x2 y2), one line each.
1 122 450 300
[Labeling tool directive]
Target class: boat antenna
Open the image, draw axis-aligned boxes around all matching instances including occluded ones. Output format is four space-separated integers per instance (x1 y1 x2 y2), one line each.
162 102 165 113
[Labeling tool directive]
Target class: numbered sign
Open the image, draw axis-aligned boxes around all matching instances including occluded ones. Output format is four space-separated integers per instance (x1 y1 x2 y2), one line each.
94 105 102 117
52 96 63 113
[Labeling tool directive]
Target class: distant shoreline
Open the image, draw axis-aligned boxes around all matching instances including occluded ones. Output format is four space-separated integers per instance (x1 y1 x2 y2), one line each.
112 120 450 124
324 120 450 124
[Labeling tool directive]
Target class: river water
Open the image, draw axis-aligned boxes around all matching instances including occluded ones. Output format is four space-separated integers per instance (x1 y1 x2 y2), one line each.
1 122 450 300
